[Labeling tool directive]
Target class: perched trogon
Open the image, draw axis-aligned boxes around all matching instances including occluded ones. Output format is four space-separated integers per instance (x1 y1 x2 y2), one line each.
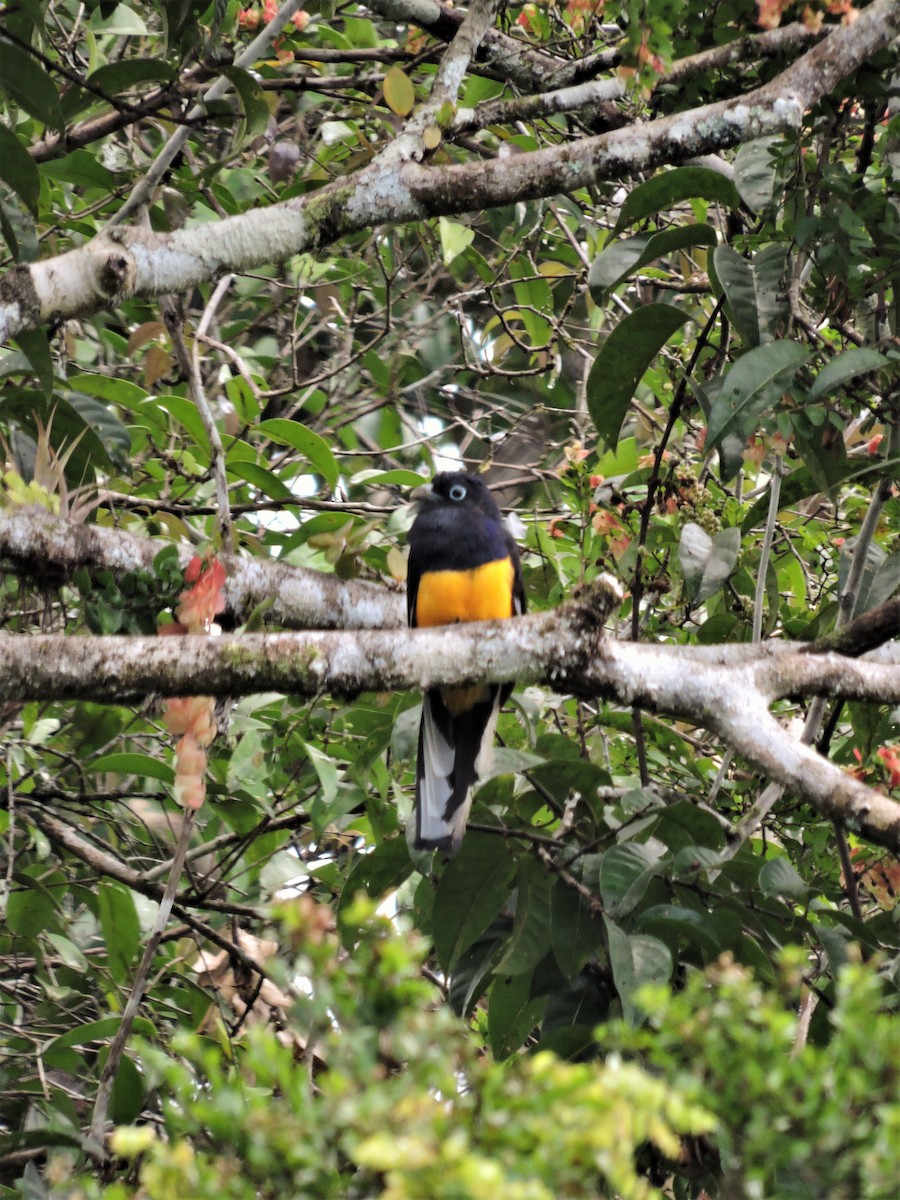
406 472 525 853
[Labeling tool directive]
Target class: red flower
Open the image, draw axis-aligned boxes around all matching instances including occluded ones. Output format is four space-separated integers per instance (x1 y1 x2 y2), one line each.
176 558 226 632
877 745 900 789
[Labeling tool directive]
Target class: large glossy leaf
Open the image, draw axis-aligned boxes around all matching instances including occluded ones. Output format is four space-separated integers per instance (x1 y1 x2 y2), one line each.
41 150 119 191
605 918 673 1025
679 524 741 604
338 837 413 930
706 341 809 462
550 876 602 982
711 244 790 347
487 969 546 1060
87 59 175 93
0 125 40 215
808 347 889 401
0 36 64 131
613 166 741 233
637 904 723 960
598 842 664 918
496 857 553 975
97 880 140 983
258 418 340 488
758 857 807 899
588 224 717 301
734 137 784 212
432 834 516 971
587 304 691 447
223 66 271 139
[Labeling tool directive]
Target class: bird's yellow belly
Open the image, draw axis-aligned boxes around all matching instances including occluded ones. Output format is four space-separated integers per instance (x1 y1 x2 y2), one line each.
415 558 515 628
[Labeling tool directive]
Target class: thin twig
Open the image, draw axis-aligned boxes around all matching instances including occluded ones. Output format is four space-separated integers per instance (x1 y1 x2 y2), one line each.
191 275 236 553
88 808 196 1152
107 0 304 227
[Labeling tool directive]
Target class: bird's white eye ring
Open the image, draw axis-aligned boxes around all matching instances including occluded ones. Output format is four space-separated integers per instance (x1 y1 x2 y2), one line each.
449 483 467 501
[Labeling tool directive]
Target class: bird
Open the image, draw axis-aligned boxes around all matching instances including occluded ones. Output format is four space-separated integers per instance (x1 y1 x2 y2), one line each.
406 472 525 854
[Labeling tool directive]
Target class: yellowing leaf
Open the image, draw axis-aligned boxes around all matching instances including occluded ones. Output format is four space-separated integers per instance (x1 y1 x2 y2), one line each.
383 66 415 117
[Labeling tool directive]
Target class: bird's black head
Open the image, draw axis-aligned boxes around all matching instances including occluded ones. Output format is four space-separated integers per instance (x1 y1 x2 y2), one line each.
417 472 501 518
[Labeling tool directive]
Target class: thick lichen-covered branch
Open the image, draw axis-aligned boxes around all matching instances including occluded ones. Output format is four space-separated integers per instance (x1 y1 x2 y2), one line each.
2 0 897 344
1 605 898 848
0 506 404 630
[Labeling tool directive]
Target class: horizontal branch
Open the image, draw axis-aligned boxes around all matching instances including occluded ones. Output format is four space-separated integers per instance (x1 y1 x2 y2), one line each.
0 506 404 630
2 593 898 848
2 0 896 344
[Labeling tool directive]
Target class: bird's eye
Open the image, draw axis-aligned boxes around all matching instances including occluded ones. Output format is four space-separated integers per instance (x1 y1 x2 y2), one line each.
448 483 467 502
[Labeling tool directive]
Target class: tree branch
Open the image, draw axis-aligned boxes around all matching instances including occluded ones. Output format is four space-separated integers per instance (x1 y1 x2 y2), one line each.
0 506 404 630
3 0 896 344
3 591 899 848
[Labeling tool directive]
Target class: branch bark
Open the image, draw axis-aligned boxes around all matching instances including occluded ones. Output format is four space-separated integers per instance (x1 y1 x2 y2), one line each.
2 594 899 848
0 505 404 630
2 0 896 344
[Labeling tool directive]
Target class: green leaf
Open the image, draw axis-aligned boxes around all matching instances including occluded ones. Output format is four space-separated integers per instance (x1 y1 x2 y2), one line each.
258 418 339 488
808 347 889 401
87 59 174 93
734 137 784 212
496 857 553 976
14 328 54 392
432 834 516 971
156 394 211 455
88 752 174 782
0 36 64 131
108 1050 146 1124
44 1015 156 1056
87 4 149 34
637 904 723 959
588 225 717 301
7 869 57 938
711 244 790 347
0 1131 84 1158
792 426 850 494
487 970 545 1060
338 838 414 933
0 124 40 215
97 880 140 983
758 857 807 899
613 166 741 233
223 66 271 139
350 468 427 488
587 304 691 448
67 390 132 463
598 842 664 918
606 918 672 1025
679 524 741 604
229 460 294 500
550 878 601 981
41 150 119 191
46 932 89 971
706 341 809 458
868 552 900 610
439 218 475 266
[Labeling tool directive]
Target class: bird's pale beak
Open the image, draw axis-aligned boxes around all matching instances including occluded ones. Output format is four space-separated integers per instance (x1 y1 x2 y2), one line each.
409 483 435 502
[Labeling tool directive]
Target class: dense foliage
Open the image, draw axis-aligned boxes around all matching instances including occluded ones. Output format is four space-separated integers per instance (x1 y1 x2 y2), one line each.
0 0 898 1196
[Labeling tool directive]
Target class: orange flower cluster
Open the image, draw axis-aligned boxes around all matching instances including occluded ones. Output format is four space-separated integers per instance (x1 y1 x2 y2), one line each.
843 846 900 910
757 0 856 30
159 556 227 811
238 0 309 30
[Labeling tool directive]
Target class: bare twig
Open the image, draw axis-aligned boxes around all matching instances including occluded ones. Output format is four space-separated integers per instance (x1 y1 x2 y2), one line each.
190 275 236 553
88 809 196 1151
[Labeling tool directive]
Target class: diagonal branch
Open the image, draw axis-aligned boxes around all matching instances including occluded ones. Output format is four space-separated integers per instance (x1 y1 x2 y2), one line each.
3 0 896 344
